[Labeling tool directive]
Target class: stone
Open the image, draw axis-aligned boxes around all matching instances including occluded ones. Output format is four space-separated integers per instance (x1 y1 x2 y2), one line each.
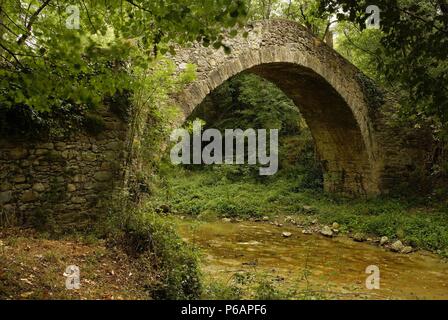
302 229 312 235
21 191 37 202
9 147 28 160
0 183 11 192
94 171 113 182
274 221 283 227
284 216 296 225
104 141 122 151
14 176 26 183
0 191 12 204
37 143 54 149
71 197 86 204
67 184 77 192
82 152 96 161
282 232 292 238
332 222 340 230
73 175 85 183
320 226 333 237
303 205 313 212
380 236 389 246
222 218 231 223
16 184 31 190
390 240 405 252
353 233 366 242
35 149 49 156
401 246 413 254
55 142 67 150
20 160 31 167
32 183 46 192
262 216 269 221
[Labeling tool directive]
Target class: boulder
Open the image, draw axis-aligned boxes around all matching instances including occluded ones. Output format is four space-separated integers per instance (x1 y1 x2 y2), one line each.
0 191 12 204
353 233 366 242
401 246 413 254
390 240 405 252
320 226 333 237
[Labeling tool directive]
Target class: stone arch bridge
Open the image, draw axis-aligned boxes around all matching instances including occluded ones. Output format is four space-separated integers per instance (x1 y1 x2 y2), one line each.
0 20 428 228
172 20 427 196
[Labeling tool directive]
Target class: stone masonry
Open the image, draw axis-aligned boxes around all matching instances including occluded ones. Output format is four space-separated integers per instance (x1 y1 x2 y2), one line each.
172 20 430 196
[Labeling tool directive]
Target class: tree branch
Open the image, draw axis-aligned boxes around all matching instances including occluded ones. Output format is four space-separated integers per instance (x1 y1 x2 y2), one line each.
0 41 24 67
17 0 52 45
125 0 153 14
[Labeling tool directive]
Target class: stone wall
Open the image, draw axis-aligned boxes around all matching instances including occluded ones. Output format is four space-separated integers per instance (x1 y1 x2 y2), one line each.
0 108 129 230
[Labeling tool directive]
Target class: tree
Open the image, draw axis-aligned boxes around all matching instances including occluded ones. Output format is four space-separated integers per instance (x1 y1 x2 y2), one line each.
319 0 448 141
0 0 248 114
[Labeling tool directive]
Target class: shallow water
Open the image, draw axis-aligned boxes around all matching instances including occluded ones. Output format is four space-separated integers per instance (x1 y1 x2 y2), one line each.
176 219 448 300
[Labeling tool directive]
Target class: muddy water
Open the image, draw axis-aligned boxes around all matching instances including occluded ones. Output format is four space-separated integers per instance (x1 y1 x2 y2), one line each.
176 219 448 300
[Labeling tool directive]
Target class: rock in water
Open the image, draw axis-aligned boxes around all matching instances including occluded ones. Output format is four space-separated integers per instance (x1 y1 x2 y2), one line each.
353 233 366 242
302 229 312 235
320 226 333 237
262 216 270 221
332 222 340 230
282 232 292 238
401 246 413 254
380 236 389 246
390 240 405 252
222 218 232 223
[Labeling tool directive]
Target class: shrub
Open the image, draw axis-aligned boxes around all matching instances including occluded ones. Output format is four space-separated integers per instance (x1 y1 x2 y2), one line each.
112 209 202 300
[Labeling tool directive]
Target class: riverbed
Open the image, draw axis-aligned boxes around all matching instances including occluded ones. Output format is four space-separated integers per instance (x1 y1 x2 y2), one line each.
176 218 448 300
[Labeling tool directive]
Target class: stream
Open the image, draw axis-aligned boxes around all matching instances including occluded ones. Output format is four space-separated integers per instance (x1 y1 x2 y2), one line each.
176 218 448 300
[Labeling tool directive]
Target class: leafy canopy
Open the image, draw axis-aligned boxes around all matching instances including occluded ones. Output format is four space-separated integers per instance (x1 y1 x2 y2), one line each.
319 0 448 139
0 0 248 113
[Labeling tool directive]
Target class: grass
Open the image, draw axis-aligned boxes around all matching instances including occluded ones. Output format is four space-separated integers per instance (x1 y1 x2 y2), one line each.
149 164 448 257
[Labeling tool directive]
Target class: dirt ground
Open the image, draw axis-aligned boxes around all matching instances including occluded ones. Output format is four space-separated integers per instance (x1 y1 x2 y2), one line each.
0 228 150 300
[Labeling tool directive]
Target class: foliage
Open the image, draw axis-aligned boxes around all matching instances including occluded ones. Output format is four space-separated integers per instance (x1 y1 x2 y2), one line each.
191 73 302 135
106 205 202 300
186 73 322 180
201 270 327 300
248 0 333 40
129 58 196 177
0 0 248 115
319 0 448 141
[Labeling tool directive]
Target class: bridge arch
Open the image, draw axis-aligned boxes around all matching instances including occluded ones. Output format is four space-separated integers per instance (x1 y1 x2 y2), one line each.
171 20 394 195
